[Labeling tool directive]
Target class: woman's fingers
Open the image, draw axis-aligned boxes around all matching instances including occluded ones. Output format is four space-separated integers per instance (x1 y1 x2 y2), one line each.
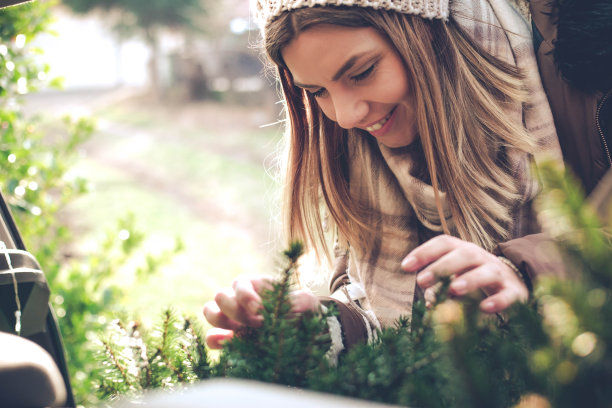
402 235 528 313
204 280 321 352
203 275 276 342
215 287 263 326
203 300 243 331
479 287 526 314
424 285 440 308
448 264 501 296
290 289 320 313
232 275 274 315
401 235 463 273
205 328 234 349
232 278 263 315
415 244 491 289
249 276 275 294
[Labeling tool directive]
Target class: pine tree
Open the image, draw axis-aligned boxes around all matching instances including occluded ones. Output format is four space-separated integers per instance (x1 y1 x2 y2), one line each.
213 241 335 387
95 309 211 401
308 299 457 407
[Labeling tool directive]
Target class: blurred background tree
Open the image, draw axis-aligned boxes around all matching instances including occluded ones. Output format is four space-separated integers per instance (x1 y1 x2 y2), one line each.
61 0 210 98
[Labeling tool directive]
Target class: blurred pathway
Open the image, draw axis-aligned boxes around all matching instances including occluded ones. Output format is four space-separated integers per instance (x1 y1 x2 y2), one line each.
86 117 275 245
24 87 279 246
23 87 142 118
23 88 286 314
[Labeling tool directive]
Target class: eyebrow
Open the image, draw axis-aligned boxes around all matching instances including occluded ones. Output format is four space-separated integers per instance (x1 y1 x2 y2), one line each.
293 52 368 89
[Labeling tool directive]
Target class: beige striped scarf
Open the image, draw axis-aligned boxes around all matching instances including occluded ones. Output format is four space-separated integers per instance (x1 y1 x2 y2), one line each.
333 0 562 328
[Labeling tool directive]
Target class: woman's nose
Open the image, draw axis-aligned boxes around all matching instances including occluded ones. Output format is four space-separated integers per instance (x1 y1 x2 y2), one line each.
331 91 368 130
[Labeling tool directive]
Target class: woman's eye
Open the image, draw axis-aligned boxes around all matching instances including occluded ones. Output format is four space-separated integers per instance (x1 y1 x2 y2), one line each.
310 88 328 98
351 63 377 83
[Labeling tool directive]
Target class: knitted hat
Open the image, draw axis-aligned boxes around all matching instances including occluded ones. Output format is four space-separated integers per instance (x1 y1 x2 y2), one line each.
251 0 450 29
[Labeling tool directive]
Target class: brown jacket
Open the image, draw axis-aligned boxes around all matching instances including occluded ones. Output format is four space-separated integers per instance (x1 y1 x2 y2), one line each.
497 0 612 287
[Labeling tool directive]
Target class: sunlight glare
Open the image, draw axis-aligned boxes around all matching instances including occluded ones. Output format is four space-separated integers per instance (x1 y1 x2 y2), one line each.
15 34 26 48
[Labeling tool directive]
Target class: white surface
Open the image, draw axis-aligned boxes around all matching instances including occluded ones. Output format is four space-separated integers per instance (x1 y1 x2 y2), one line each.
117 378 399 408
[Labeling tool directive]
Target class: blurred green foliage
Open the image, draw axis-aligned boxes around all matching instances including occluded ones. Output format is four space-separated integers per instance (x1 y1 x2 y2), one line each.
1 2 182 405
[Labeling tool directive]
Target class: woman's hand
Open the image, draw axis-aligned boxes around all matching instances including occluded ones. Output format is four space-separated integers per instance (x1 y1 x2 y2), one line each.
400 235 528 313
203 275 320 349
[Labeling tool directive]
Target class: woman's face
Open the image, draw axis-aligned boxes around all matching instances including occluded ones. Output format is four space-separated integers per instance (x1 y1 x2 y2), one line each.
282 25 417 148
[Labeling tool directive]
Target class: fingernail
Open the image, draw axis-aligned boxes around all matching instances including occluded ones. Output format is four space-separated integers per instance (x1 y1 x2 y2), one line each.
450 280 466 295
481 301 495 313
401 256 417 271
248 300 260 315
417 271 432 285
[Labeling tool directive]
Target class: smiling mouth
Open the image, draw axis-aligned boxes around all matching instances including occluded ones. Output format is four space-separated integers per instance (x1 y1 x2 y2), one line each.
364 108 396 132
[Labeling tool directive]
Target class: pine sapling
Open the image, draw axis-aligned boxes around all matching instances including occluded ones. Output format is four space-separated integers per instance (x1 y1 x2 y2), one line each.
215 241 336 387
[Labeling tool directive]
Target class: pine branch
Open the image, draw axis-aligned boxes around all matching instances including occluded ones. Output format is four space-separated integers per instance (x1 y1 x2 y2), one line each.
100 338 136 390
404 351 442 375
94 309 210 400
183 317 210 380
270 253 298 383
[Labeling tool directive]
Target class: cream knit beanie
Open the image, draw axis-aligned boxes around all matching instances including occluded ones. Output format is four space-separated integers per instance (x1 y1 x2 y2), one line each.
252 0 450 29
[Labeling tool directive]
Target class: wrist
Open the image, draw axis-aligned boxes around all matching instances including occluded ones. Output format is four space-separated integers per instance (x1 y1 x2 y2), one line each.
497 256 530 291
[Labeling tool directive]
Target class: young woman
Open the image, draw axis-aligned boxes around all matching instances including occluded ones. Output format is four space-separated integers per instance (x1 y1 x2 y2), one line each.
204 0 563 350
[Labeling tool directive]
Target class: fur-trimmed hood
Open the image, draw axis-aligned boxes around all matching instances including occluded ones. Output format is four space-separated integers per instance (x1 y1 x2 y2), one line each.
554 0 612 93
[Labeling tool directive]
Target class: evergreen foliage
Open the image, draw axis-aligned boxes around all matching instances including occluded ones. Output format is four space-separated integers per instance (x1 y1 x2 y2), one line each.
214 241 335 388
309 300 456 407
95 163 612 407
96 309 210 401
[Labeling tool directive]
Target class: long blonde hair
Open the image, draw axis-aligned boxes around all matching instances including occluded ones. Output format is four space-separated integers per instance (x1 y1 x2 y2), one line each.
264 7 535 263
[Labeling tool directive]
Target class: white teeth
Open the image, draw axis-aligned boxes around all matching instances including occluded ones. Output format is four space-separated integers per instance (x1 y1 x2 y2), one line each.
365 112 391 132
